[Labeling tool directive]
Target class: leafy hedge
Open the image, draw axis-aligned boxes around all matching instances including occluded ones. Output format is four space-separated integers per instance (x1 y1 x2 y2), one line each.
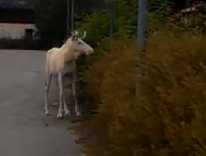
76 34 206 156
76 12 111 45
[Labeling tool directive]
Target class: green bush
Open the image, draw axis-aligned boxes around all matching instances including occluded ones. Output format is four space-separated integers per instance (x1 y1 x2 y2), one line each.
76 0 138 44
115 0 137 37
76 12 110 45
76 34 206 156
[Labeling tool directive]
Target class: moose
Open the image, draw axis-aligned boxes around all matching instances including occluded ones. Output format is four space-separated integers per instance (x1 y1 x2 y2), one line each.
44 31 94 118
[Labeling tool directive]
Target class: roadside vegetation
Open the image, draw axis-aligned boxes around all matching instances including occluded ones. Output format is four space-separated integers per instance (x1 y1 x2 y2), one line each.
75 1 206 156
76 33 206 156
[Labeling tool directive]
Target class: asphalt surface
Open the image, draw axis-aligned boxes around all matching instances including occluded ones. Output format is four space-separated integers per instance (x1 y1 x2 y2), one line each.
0 50 81 156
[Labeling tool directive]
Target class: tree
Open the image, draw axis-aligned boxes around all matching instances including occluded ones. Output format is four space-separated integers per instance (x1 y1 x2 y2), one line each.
34 0 105 46
34 0 67 46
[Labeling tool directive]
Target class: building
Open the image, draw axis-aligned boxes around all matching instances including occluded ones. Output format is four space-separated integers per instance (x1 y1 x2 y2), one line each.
0 0 36 40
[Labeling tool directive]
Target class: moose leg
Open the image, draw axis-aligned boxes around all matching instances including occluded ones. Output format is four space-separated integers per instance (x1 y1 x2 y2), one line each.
57 73 64 118
63 92 71 116
44 74 52 115
72 61 80 116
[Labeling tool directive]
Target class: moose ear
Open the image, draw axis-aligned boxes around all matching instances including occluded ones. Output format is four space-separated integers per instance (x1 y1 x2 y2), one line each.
70 32 78 41
72 36 78 41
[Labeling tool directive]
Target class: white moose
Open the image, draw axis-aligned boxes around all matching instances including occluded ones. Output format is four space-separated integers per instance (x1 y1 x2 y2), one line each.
44 31 94 118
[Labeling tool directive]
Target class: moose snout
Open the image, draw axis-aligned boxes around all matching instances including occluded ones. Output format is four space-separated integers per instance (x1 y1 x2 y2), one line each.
88 47 94 55
85 47 94 55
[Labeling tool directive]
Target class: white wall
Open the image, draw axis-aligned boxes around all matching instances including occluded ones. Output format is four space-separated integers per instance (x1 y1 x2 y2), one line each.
0 23 36 39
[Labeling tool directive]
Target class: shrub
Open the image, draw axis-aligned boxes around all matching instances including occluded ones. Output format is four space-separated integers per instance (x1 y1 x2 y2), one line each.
76 34 206 156
76 11 111 45
137 34 206 156
76 0 138 45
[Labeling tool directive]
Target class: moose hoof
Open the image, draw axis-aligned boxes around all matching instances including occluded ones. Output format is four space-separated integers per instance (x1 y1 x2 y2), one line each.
57 113 63 119
76 111 81 117
64 109 71 116
45 110 49 116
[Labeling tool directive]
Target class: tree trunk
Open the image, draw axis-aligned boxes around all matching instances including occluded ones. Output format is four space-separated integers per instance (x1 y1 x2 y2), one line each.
67 0 71 35
71 0 75 31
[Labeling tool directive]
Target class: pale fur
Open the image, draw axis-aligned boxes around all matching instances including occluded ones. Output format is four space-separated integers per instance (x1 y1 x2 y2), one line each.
44 34 94 118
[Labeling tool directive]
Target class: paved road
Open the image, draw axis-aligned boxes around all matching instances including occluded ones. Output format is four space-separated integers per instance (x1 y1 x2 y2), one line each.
0 50 81 156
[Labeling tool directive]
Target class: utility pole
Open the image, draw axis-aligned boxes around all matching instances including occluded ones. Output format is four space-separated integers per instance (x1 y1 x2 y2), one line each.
67 0 71 35
137 0 148 50
136 0 148 97
137 0 148 74
71 0 75 31
66 0 74 34
110 0 116 36
70 0 79 116
66 0 78 116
